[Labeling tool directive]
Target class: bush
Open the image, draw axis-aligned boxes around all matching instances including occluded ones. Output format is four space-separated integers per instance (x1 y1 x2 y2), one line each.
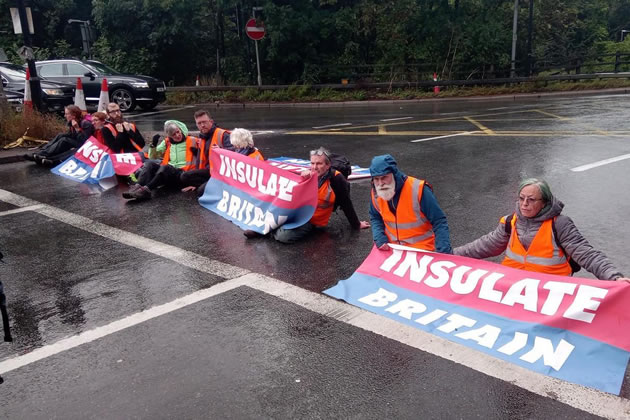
0 109 67 148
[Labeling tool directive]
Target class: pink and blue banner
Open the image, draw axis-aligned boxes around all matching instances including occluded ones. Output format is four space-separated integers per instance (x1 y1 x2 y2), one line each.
52 137 145 190
199 149 318 234
324 245 630 394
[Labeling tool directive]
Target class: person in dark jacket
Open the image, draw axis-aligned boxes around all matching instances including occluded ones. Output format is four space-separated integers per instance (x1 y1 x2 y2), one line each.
454 178 630 282
369 154 452 253
23 105 94 166
246 147 370 243
101 102 146 153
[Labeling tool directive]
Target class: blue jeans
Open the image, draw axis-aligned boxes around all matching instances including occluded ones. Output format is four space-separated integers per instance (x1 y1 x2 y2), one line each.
273 222 317 244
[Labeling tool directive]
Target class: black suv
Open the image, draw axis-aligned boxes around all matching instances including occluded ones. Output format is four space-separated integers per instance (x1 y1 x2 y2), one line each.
35 59 166 112
0 62 75 113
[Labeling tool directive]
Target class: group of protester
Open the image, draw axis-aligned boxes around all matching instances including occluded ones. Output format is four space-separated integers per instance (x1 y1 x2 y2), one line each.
23 104 629 283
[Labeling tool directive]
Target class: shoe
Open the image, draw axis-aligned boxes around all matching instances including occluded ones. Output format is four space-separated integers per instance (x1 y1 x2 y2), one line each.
122 184 142 199
243 230 262 239
127 185 152 201
22 153 37 162
40 158 55 167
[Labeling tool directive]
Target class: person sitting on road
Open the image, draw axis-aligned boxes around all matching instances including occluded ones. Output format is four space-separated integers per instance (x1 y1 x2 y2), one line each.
187 128 264 194
370 154 452 253
23 105 94 166
179 110 233 191
123 120 201 201
101 102 146 153
245 147 370 243
453 178 630 282
91 111 108 144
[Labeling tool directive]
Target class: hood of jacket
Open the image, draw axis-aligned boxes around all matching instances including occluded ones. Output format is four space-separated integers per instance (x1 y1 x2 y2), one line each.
369 154 407 193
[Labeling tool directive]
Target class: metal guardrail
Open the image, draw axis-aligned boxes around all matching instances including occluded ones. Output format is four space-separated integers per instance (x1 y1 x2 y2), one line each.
168 72 630 92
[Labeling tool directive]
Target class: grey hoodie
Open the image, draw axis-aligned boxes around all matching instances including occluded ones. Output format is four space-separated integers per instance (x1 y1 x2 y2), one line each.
453 197 624 280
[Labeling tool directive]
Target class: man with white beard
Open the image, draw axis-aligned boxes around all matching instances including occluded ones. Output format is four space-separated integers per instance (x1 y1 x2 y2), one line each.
369 154 452 253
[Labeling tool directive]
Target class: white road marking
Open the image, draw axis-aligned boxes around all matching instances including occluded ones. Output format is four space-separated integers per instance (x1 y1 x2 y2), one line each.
251 130 275 135
411 131 476 143
312 123 352 129
0 189 248 280
0 188 628 418
0 276 248 375
571 153 630 172
380 117 412 122
0 204 44 217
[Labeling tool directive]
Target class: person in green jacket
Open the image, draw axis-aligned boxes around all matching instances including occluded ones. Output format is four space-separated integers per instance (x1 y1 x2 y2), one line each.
123 120 201 201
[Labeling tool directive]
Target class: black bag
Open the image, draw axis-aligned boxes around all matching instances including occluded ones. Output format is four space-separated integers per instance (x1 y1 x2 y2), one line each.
329 153 352 179
504 214 581 274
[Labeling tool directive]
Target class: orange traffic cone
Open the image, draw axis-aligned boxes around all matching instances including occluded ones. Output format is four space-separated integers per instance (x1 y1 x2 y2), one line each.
433 72 440 94
23 68 33 111
74 78 87 113
97 78 109 112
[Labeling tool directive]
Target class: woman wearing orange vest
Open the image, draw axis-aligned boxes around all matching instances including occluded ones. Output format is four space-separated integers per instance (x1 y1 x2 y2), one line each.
123 120 201 201
454 178 630 282
369 154 452 253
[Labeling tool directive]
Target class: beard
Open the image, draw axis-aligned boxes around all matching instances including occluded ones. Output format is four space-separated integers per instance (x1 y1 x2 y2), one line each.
375 183 396 201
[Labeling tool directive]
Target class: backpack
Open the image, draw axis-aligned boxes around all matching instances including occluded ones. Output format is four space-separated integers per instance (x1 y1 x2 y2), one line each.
329 153 352 179
504 214 581 274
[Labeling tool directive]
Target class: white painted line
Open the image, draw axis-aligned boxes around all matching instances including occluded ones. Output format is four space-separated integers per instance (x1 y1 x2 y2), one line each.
252 130 275 135
312 123 352 129
411 131 475 143
246 275 630 420
0 204 44 217
0 189 249 280
130 105 195 119
571 153 630 172
380 117 412 122
488 107 508 110
0 276 249 375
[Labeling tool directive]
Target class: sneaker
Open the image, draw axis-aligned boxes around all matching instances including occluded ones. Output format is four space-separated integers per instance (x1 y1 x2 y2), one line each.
243 230 262 239
128 185 152 201
22 153 37 162
122 184 142 199
40 158 56 167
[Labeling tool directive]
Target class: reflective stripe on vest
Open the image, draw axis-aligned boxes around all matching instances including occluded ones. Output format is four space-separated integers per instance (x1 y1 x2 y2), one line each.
501 214 572 276
161 136 200 171
204 127 231 170
371 176 435 250
310 171 339 227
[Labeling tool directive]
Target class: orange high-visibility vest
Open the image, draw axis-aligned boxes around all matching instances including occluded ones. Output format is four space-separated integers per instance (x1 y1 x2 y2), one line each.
161 136 201 172
501 214 572 276
248 148 264 161
371 176 435 250
104 122 143 153
200 127 230 170
310 170 339 227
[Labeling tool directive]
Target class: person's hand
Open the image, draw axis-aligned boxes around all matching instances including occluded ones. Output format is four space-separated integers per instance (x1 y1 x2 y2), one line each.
151 134 161 147
115 123 124 132
300 169 312 179
359 221 370 229
181 186 197 192
211 143 219 149
71 119 79 129
378 243 391 251
616 277 630 283
122 122 131 131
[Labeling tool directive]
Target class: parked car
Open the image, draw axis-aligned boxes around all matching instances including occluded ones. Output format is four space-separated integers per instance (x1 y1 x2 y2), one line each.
0 62 74 113
35 59 166 112
1 88 24 111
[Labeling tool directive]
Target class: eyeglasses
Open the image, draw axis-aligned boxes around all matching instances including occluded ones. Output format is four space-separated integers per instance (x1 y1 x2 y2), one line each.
108 109 121 114
518 196 543 204
310 149 330 159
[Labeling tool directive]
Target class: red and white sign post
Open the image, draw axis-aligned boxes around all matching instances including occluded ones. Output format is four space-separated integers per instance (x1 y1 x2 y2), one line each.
246 18 265 86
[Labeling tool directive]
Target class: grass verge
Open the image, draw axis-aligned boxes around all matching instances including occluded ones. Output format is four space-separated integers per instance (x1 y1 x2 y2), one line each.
0 107 67 149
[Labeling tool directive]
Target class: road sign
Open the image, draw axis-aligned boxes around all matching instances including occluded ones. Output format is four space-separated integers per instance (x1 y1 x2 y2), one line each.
245 18 265 41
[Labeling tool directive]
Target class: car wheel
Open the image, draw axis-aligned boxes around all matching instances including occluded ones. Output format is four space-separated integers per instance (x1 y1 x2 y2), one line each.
138 101 158 111
110 88 136 112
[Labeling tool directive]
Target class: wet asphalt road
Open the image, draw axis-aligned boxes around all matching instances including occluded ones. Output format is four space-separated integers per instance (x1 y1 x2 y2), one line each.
1 93 629 418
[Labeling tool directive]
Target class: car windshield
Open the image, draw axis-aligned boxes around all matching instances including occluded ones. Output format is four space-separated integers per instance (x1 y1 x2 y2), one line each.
0 64 26 79
85 62 121 76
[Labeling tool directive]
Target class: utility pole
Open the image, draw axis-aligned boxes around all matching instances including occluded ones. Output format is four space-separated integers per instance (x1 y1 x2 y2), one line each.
510 0 519 78
526 0 534 76
15 0 42 111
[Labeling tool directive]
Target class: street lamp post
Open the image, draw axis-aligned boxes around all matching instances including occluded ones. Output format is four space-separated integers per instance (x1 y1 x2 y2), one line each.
14 0 42 111
510 0 519 78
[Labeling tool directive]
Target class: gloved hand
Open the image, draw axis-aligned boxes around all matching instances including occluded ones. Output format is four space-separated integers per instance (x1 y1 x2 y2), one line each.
151 134 161 147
